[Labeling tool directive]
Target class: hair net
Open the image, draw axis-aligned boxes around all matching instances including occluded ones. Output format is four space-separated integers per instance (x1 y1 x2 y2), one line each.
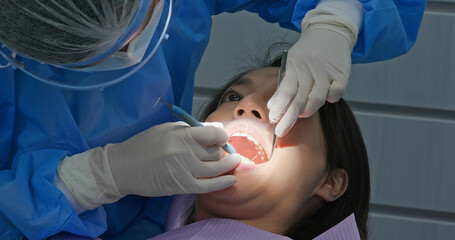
0 0 141 65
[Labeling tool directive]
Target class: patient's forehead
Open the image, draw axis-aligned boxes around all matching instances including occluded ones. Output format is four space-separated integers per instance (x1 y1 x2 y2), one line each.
240 67 279 84
228 67 279 95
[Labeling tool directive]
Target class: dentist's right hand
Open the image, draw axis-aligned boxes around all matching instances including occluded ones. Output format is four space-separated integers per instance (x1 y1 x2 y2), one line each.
57 121 240 211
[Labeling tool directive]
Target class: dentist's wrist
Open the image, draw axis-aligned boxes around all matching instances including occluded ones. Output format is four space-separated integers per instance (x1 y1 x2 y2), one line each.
316 0 364 30
53 172 87 215
301 9 359 50
57 147 124 210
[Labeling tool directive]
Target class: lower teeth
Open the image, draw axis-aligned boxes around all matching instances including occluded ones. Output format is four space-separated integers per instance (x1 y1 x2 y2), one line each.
241 157 255 165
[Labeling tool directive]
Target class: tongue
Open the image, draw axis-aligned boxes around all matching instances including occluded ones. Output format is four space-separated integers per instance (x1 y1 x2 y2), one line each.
228 136 266 164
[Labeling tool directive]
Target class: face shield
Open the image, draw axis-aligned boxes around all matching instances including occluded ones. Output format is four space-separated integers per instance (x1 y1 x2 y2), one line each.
0 0 173 90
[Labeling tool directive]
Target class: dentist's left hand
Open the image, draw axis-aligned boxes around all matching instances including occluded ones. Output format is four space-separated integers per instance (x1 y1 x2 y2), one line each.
267 10 358 137
57 121 241 211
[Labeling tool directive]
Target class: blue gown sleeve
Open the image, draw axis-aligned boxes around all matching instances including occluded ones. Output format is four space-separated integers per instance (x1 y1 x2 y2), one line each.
205 0 426 63
0 65 107 239
0 150 107 239
352 0 426 63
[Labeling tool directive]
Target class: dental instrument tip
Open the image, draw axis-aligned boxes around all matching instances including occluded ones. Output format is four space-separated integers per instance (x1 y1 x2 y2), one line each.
153 97 172 109
153 97 162 108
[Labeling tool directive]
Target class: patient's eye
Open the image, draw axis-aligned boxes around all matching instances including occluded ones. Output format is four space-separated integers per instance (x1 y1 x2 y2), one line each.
221 90 242 103
227 92 242 102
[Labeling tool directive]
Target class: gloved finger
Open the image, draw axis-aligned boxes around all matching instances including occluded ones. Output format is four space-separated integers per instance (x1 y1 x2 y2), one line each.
274 95 303 137
200 122 226 156
197 145 222 161
188 125 228 146
192 122 226 160
173 121 191 127
202 122 224 129
275 68 314 137
190 175 237 194
267 88 277 110
268 62 299 124
192 153 242 178
327 77 348 103
299 94 327 119
181 127 224 161
299 71 330 118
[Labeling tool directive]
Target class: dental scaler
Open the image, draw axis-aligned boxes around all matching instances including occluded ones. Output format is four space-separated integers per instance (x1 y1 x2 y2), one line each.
271 49 288 157
154 97 237 154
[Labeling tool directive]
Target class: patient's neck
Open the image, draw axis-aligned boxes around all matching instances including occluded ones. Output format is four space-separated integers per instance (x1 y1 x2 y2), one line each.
194 204 288 234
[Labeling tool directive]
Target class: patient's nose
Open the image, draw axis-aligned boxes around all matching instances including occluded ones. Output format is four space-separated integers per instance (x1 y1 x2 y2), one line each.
234 95 269 122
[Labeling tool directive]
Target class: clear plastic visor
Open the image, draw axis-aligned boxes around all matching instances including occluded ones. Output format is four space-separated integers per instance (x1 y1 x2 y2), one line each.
0 0 173 91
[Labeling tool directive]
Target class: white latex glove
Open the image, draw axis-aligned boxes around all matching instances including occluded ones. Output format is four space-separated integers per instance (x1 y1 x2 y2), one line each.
267 10 359 137
58 121 241 210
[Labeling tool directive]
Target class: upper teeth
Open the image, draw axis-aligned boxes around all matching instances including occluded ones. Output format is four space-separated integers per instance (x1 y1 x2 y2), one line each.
231 132 259 145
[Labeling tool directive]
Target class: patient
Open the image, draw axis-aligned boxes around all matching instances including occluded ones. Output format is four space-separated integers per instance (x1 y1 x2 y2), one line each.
154 52 370 240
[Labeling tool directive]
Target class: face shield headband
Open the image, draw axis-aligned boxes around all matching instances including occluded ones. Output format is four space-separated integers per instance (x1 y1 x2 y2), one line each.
0 0 173 91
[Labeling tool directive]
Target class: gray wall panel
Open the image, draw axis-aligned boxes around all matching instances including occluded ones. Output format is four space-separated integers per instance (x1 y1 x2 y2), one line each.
346 12 455 111
195 11 299 89
354 111 455 213
369 214 455 240
429 0 455 3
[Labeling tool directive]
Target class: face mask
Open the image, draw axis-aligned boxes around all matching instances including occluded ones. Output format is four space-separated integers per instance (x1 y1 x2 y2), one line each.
70 0 164 72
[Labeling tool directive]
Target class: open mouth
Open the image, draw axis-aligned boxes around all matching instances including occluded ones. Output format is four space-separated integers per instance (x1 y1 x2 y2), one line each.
228 132 269 165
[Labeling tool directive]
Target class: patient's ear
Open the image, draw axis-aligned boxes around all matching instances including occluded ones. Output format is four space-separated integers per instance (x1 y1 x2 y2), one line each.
316 168 348 202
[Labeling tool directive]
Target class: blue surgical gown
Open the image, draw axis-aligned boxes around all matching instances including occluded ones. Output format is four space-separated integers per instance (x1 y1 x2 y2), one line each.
0 0 425 239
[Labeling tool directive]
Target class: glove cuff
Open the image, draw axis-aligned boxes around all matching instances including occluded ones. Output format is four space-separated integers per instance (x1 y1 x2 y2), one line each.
315 0 364 30
58 147 124 210
301 9 359 50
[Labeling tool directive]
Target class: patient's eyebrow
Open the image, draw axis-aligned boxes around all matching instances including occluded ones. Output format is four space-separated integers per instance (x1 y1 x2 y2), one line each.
231 77 253 87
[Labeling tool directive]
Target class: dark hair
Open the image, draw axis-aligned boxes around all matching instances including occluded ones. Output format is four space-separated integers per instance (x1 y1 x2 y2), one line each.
198 46 370 240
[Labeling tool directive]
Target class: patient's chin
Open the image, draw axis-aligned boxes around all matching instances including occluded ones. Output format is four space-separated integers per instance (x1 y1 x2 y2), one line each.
199 163 270 204
195 189 273 221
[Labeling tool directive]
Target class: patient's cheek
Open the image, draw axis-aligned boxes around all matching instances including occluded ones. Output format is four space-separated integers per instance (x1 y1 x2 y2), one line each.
277 123 306 148
277 118 322 150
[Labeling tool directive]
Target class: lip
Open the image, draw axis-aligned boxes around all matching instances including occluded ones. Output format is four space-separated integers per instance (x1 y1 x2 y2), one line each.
224 118 274 161
235 160 269 171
